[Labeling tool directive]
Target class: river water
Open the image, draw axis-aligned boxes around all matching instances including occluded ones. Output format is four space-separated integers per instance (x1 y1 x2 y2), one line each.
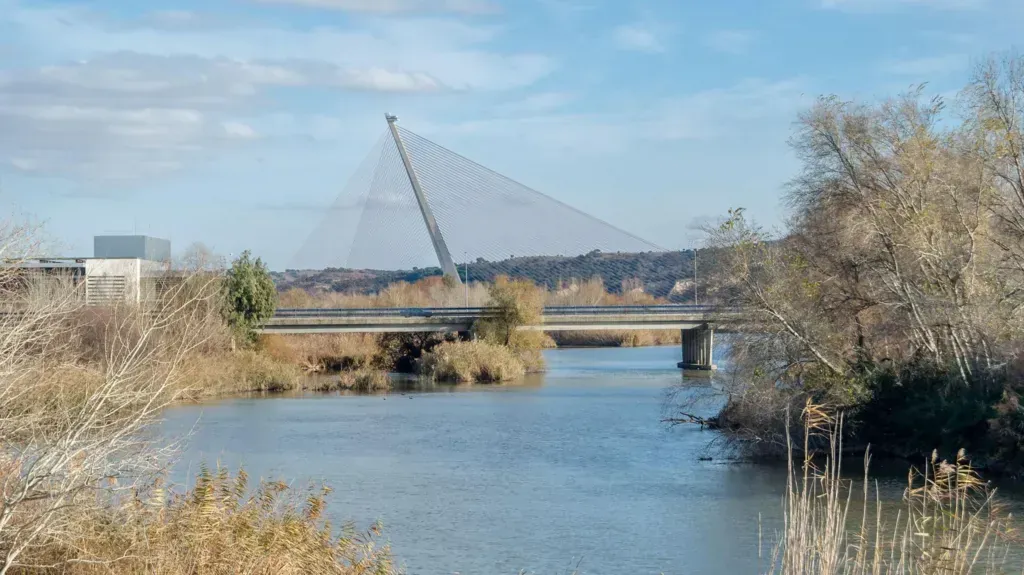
161 346 978 575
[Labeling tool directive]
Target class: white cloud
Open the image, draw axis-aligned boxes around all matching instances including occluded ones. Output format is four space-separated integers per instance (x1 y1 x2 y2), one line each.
4 5 551 91
881 53 968 76
223 121 259 139
426 77 808 154
248 0 500 14
703 30 755 55
496 92 576 114
0 3 553 182
612 23 666 53
822 0 984 11
146 10 200 25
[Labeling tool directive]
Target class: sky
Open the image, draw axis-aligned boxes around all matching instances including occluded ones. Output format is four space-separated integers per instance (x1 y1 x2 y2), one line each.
1 0 1022 269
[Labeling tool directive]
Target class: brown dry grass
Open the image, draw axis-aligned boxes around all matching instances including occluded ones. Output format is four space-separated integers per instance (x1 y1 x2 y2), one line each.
15 467 396 575
259 333 379 373
337 370 391 392
550 329 681 348
279 277 491 310
179 350 303 399
280 276 668 310
420 341 525 383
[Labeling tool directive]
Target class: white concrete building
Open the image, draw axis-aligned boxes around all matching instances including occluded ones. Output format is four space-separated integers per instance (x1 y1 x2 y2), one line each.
6 236 173 305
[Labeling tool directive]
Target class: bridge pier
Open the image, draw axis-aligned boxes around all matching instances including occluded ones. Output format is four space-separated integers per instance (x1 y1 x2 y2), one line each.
678 324 716 371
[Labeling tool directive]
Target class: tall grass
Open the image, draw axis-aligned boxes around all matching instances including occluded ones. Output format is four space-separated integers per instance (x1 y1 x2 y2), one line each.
420 340 526 383
550 329 681 348
20 466 396 575
767 400 1017 574
279 277 492 309
181 349 303 398
260 333 379 373
280 276 668 310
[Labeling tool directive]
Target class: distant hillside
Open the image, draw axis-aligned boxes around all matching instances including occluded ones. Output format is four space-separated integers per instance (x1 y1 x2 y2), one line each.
273 250 697 300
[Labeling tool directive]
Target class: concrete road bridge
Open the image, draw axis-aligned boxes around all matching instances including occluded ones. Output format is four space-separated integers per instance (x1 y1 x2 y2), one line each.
283 116 745 371
261 305 739 370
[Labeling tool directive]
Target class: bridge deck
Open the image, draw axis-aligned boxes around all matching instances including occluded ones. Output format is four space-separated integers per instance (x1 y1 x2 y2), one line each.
261 305 735 335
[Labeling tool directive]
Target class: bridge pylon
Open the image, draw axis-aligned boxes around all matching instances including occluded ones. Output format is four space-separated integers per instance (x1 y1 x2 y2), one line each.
678 324 716 371
385 113 461 283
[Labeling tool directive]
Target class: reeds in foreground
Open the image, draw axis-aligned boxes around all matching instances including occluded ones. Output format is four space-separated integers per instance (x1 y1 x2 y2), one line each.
766 400 1017 574
24 466 397 575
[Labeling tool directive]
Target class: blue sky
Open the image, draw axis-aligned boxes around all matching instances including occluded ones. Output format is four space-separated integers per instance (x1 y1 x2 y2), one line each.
1 0 1021 269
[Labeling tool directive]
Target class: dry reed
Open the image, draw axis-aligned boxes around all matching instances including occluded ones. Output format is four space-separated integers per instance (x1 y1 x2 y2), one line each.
180 350 303 399
17 466 397 575
550 330 681 348
765 399 1017 574
260 333 379 373
280 276 668 311
419 341 526 383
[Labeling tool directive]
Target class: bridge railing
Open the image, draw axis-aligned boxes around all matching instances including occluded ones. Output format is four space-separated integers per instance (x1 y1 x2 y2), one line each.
272 305 729 319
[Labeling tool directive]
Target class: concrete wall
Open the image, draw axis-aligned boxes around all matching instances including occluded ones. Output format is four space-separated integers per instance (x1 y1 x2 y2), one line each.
80 258 174 305
84 259 141 305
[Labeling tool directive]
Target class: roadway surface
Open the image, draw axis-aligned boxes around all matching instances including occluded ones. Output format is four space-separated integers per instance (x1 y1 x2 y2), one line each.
261 305 730 334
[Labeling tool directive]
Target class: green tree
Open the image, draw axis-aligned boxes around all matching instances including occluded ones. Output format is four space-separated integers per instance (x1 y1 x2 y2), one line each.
223 250 277 344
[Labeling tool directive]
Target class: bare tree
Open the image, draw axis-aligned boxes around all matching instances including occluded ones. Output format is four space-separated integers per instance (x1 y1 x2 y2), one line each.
0 230 219 573
688 60 1024 456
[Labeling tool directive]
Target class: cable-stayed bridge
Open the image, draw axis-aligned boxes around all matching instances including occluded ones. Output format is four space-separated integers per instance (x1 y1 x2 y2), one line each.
287 115 723 369
292 114 671 287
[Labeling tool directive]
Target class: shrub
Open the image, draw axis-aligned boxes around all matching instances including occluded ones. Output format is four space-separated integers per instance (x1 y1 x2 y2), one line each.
853 359 1002 461
419 341 525 383
223 250 277 344
474 276 544 348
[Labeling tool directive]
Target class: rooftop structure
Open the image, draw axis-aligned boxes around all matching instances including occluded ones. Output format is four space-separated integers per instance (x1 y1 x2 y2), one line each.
94 235 171 262
5 235 174 305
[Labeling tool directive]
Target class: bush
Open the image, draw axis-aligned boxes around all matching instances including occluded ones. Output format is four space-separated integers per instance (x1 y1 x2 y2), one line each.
474 276 544 348
419 341 526 383
223 250 277 344
853 359 1002 461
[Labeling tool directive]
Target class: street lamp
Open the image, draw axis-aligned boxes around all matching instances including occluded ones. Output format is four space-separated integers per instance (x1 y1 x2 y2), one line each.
464 251 469 308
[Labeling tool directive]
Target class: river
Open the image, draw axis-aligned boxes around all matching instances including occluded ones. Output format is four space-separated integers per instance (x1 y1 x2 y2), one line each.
160 346 975 575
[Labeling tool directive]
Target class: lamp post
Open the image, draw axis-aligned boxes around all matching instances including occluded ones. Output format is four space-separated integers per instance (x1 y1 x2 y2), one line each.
464 252 469 308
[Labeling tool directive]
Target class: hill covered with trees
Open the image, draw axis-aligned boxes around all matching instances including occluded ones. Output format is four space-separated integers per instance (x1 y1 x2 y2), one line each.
273 250 696 300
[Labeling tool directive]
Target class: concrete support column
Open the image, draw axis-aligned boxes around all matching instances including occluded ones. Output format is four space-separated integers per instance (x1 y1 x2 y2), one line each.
678 324 716 371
